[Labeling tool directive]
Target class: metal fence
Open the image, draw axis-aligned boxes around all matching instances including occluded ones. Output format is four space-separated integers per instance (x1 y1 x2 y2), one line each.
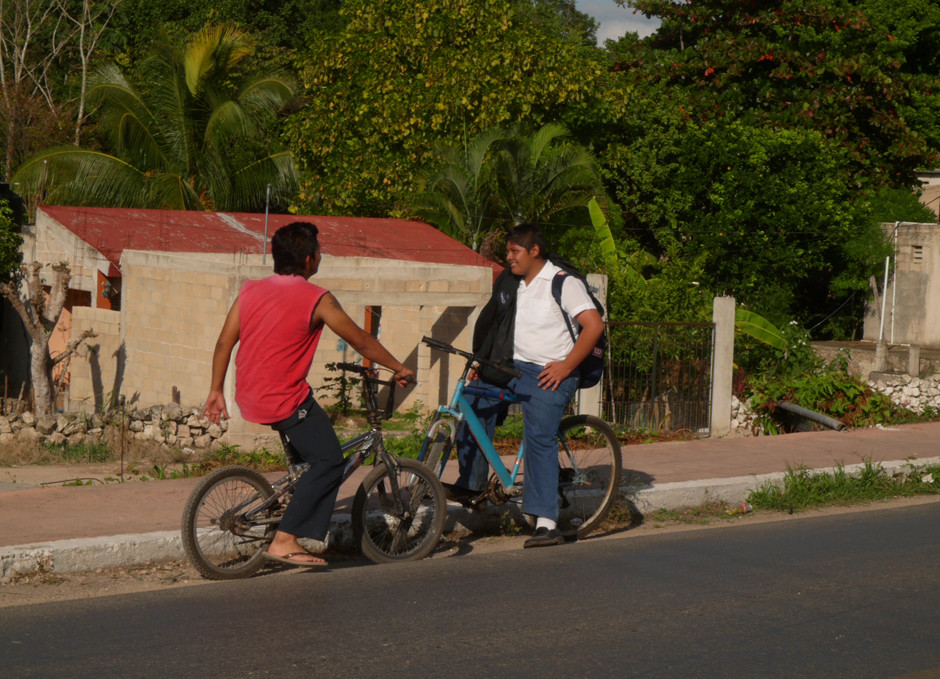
602 321 715 435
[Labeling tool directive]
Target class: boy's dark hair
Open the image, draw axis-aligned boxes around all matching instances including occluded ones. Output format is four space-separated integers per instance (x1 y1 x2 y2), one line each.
506 222 548 260
272 221 319 275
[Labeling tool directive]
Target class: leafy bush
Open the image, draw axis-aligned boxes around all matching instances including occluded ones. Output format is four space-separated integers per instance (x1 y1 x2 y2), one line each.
744 349 915 431
736 320 822 378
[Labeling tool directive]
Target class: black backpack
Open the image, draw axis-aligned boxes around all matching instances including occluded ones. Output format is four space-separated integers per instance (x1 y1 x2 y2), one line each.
473 257 607 389
548 255 607 389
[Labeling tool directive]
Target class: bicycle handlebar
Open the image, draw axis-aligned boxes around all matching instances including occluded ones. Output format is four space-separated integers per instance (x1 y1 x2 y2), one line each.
421 336 522 379
333 362 396 421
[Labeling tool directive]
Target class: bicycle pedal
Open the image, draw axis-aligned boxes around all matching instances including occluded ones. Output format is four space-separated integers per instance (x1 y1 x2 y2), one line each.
468 494 488 509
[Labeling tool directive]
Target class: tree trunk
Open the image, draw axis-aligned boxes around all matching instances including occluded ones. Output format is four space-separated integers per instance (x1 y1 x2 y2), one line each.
0 261 95 421
30 333 55 418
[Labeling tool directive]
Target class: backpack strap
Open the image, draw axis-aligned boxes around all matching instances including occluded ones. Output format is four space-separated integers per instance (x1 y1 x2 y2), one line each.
551 271 579 343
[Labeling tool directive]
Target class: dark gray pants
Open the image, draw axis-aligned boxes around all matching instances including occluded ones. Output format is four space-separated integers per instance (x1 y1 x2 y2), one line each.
271 394 344 541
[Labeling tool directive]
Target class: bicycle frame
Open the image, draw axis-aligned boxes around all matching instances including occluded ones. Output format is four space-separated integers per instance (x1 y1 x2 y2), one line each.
428 381 524 490
242 364 408 527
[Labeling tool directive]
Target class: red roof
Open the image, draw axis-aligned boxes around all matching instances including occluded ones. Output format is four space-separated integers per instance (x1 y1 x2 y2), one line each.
40 206 499 277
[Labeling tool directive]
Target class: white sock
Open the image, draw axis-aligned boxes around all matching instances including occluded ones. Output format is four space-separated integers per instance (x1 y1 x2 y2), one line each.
536 517 556 531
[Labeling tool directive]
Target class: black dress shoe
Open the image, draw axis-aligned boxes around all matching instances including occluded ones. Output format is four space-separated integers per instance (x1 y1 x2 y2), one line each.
523 527 563 549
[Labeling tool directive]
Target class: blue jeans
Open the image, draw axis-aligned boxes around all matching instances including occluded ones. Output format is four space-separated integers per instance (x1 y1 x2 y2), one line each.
455 361 578 520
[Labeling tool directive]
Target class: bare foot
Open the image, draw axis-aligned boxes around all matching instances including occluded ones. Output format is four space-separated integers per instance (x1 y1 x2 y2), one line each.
265 531 327 566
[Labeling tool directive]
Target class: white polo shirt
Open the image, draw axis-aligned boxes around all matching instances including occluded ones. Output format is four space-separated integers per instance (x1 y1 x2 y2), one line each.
513 260 596 367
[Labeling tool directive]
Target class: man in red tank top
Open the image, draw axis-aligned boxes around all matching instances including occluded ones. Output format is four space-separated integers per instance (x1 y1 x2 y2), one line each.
203 222 415 567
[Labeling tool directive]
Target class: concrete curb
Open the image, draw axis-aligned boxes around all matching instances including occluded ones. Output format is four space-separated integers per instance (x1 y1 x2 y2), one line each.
3 456 937 580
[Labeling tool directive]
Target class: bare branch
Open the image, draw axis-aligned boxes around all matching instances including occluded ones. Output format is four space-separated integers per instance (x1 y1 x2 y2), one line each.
52 327 96 366
53 0 123 144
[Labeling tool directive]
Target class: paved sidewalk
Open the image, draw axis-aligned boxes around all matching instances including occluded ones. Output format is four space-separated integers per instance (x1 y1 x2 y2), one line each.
1 422 938 578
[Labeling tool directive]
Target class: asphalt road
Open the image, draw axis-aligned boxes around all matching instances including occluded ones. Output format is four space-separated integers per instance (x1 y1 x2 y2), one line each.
2 502 939 679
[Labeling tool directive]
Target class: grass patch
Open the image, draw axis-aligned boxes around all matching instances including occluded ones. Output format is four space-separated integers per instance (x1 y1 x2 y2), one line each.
748 460 940 511
645 501 735 527
191 444 284 474
43 440 112 464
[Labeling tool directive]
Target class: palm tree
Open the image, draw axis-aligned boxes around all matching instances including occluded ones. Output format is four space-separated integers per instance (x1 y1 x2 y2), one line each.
409 128 506 251
494 122 603 227
12 24 297 212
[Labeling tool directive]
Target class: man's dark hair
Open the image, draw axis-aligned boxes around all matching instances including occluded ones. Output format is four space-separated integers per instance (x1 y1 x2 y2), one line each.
272 221 319 275
506 222 548 260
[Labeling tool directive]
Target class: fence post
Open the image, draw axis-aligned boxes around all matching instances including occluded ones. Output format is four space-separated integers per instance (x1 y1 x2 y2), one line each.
710 296 735 436
578 273 606 418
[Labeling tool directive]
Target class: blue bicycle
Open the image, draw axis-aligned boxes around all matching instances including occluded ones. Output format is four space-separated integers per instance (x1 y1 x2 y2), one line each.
418 336 622 537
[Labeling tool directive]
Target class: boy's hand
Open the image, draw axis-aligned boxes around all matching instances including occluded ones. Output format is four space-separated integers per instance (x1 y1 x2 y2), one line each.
393 367 416 387
203 391 229 424
538 362 572 391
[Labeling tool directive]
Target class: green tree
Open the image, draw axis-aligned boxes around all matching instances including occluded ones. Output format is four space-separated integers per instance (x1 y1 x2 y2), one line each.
868 186 937 223
521 0 599 46
621 0 937 187
109 0 345 59
12 24 297 211
409 122 607 250
0 199 22 283
853 0 940 154
608 116 889 333
285 0 615 216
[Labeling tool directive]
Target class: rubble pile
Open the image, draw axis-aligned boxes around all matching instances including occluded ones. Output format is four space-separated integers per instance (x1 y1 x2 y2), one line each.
867 373 940 414
0 403 227 449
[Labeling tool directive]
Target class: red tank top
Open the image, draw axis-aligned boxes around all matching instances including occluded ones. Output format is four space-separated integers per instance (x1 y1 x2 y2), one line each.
234 275 328 423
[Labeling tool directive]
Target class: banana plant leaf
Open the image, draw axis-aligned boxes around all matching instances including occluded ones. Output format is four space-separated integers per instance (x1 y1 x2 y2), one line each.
588 197 617 262
735 309 786 350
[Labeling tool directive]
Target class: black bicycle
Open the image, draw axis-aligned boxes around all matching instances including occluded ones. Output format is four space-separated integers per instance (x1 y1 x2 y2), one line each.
181 364 446 580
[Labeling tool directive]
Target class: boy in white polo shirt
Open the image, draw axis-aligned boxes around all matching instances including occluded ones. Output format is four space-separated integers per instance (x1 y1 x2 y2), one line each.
448 223 605 548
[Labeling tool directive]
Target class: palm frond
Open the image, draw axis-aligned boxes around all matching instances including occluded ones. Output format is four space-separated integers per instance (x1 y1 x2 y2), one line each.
184 24 252 97
238 75 295 119
147 173 205 210
12 148 150 208
226 151 299 211
88 65 170 170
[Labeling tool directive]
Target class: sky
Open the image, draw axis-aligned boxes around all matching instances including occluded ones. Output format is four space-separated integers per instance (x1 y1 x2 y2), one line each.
574 0 661 44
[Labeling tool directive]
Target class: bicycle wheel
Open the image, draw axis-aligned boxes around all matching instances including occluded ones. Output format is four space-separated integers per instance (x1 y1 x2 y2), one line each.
556 415 622 537
352 457 446 564
181 466 277 580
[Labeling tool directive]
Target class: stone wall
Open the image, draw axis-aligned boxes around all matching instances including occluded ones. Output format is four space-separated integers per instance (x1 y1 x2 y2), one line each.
0 403 227 450
867 373 940 414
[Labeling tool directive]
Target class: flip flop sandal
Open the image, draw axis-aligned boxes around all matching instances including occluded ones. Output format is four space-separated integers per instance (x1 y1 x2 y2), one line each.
262 551 328 568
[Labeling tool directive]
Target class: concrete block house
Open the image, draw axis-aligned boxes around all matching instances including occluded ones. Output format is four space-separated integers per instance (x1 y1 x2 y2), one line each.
15 206 498 445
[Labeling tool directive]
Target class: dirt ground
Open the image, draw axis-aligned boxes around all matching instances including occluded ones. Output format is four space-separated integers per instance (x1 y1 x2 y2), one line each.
2 495 936 610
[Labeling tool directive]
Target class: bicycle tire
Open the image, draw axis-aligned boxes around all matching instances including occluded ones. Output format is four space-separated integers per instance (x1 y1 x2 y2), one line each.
352 458 446 564
181 465 277 580
556 415 622 537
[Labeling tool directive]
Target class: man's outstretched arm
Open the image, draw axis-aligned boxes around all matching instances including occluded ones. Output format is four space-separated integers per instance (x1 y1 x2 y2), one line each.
312 293 415 386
